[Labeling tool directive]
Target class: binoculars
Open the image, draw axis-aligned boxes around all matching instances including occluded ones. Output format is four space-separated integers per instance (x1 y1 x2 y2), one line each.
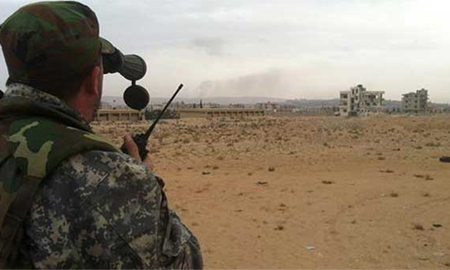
103 47 150 111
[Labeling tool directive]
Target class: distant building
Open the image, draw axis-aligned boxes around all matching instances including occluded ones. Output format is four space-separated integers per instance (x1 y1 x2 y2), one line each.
178 108 265 118
402 89 428 114
100 102 112 109
229 103 246 109
204 103 221 109
255 102 296 115
150 104 164 111
94 109 144 121
339 85 384 117
256 102 278 111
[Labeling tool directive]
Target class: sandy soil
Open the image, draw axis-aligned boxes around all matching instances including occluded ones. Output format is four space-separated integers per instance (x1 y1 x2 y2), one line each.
93 114 450 269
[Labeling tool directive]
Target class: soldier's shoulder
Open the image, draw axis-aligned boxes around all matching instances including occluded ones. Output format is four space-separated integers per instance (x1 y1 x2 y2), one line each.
62 150 139 171
60 149 153 180
50 150 159 200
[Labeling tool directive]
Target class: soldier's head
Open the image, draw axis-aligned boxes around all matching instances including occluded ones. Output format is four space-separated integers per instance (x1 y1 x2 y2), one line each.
0 1 116 122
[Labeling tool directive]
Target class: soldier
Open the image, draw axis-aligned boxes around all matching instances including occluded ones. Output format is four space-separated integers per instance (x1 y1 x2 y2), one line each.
0 1 202 269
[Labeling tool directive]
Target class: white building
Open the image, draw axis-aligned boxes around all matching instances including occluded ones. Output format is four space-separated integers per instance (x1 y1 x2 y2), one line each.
339 85 385 117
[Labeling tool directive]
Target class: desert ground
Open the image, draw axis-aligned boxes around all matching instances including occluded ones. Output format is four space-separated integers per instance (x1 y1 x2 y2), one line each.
93 114 450 269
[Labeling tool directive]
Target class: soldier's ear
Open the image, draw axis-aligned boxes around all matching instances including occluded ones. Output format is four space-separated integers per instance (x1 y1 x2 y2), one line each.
85 66 102 96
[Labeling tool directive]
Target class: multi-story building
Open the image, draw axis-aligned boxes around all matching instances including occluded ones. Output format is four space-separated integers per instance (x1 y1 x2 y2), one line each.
339 85 385 117
402 89 428 113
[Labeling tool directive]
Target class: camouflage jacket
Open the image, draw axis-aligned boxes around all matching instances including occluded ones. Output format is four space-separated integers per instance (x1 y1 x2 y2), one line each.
0 84 202 269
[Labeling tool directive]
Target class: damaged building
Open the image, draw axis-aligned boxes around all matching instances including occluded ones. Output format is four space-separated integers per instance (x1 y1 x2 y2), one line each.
339 85 384 117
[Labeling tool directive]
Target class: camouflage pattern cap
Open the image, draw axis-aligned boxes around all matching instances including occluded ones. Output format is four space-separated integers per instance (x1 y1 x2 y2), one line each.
0 1 115 85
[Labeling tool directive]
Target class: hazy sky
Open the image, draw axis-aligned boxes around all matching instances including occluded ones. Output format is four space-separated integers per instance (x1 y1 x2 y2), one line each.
1 0 449 102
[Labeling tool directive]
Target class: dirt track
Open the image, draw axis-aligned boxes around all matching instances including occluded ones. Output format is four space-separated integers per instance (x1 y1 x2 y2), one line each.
94 114 450 269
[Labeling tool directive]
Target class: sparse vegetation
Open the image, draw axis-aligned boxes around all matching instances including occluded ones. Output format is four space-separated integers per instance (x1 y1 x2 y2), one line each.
322 180 334 185
390 192 399 197
412 223 425 231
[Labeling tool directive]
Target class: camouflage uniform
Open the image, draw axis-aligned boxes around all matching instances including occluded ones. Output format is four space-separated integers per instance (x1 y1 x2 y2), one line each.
0 85 202 269
0 1 202 269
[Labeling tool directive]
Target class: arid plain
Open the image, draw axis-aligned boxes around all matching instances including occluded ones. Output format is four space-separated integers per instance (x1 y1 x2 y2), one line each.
93 114 450 269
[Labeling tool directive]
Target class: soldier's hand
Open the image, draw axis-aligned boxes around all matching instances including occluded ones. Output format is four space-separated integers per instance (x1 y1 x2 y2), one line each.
124 134 154 171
